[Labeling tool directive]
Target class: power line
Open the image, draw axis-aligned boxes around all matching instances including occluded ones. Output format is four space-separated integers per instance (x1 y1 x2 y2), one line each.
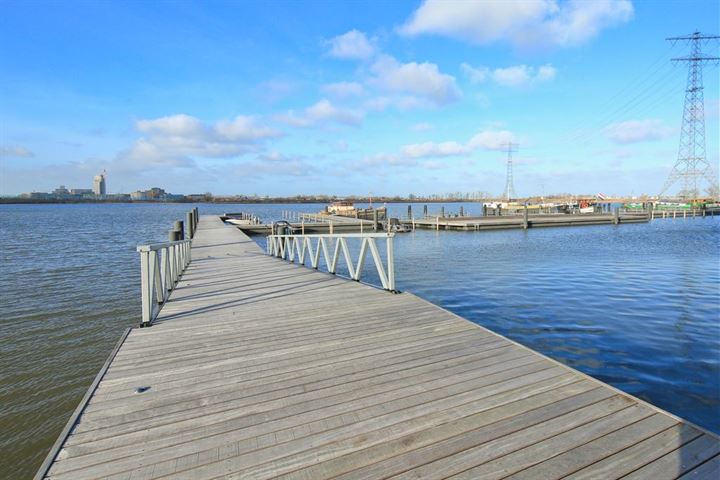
558 43 678 142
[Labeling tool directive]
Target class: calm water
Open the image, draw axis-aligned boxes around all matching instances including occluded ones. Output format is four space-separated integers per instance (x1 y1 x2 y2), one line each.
1 203 718 478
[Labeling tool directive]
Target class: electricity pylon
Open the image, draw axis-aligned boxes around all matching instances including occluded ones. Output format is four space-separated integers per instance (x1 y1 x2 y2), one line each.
659 31 719 199
502 142 519 201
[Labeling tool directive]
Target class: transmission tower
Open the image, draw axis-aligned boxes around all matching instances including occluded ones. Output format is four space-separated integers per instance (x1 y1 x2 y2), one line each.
659 31 719 199
502 142 519 201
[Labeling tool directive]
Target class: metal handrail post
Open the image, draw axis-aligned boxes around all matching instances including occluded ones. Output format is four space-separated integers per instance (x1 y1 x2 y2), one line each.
386 234 395 292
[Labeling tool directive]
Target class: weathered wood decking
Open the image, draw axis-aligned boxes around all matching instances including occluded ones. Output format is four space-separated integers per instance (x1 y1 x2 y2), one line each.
39 215 719 479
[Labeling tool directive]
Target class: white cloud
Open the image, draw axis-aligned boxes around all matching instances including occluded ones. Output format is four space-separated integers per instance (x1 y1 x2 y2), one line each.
604 119 675 144
467 130 516 150
364 95 429 112
241 152 318 177
367 129 516 168
462 63 557 87
537 64 557 81
137 114 203 137
124 114 282 166
399 0 633 48
326 30 376 60
401 141 467 158
358 128 515 172
0 145 35 158
321 81 365 98
492 65 533 87
369 55 461 106
460 63 490 84
275 99 363 128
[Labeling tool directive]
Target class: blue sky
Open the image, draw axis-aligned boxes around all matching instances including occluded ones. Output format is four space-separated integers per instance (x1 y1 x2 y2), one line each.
1 0 718 197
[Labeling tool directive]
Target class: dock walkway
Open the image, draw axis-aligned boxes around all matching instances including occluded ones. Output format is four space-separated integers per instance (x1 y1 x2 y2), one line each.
38 216 719 479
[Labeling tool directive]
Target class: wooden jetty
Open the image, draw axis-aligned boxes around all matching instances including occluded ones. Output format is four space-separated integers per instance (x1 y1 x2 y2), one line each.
231 213 378 235
403 211 650 231
37 215 719 479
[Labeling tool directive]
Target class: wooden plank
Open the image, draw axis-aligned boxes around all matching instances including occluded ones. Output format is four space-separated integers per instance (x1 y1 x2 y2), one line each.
622 434 720 480
445 404 654 479
381 395 635 480
506 413 678 479
565 424 704 479
678 454 720 479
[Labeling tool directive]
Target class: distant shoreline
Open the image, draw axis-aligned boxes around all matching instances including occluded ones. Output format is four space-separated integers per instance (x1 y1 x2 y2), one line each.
0 198 492 205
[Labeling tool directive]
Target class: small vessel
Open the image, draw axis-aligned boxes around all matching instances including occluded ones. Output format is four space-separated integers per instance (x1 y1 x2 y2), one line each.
577 199 596 214
327 200 357 216
322 200 387 221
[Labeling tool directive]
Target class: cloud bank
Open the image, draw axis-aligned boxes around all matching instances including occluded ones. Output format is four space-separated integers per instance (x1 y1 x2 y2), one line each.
400 0 634 48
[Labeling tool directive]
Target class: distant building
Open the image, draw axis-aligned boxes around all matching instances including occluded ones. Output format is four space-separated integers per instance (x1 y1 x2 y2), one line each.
70 188 93 195
53 185 70 196
147 187 165 198
130 187 178 201
130 190 147 200
93 172 107 195
21 192 50 199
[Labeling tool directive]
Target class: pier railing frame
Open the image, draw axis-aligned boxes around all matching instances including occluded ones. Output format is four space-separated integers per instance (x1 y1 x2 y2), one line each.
266 233 396 292
137 239 192 327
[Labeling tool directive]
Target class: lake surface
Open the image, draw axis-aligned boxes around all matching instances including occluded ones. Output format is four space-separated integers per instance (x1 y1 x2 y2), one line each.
1 202 718 479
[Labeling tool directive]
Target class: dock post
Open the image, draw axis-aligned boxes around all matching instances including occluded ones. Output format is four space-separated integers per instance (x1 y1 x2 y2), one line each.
373 210 378 232
423 204 428 217
523 204 529 229
408 205 412 219
482 204 487 216
436 215 439 231
649 203 654 220
498 205 502 216
330 221 334 235
441 206 445 217
460 206 464 216
614 208 620 225
386 235 395 292
186 212 194 238
174 220 184 240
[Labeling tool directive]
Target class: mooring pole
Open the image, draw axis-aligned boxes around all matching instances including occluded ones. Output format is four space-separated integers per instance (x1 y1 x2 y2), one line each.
373 210 378 232
523 204 529 229
186 211 194 238
174 220 184 240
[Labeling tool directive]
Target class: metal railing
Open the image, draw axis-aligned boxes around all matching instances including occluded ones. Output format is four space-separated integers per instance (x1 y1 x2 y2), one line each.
137 238 192 327
266 233 396 292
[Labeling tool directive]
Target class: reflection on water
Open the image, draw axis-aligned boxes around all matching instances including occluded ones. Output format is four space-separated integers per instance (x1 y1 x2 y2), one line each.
0 202 718 478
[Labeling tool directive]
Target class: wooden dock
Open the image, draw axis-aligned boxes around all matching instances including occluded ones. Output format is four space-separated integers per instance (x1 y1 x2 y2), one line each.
37 215 719 479
230 213 377 235
404 212 650 231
